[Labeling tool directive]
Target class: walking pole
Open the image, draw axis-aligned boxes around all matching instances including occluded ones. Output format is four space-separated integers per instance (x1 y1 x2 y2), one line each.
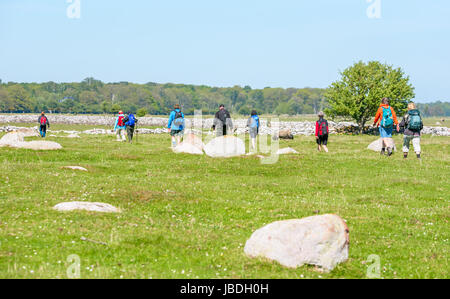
135 121 138 144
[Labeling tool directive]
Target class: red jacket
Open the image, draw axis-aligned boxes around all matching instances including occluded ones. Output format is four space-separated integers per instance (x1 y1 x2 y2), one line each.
316 119 329 137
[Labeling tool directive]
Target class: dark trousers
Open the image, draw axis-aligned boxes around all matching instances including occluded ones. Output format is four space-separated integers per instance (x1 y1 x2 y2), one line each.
39 125 47 137
127 126 135 142
217 125 228 137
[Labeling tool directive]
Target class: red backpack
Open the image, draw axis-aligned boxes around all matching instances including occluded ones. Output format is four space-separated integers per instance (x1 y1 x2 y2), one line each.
118 116 125 127
40 116 47 125
318 119 328 136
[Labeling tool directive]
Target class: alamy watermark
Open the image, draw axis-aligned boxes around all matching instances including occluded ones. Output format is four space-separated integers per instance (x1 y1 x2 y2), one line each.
366 0 382 19
189 110 280 165
66 0 81 19
366 254 381 279
66 254 81 279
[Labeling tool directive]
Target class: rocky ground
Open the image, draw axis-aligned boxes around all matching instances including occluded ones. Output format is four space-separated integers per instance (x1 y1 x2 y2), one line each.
1 114 449 136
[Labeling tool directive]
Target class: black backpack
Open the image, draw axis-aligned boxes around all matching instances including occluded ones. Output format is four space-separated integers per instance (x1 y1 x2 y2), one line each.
318 120 328 136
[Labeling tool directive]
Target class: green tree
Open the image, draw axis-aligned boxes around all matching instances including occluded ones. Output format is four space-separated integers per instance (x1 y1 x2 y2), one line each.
325 61 415 133
137 108 148 117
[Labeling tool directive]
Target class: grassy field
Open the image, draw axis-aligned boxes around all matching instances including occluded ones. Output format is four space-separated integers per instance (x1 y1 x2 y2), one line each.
0 124 448 279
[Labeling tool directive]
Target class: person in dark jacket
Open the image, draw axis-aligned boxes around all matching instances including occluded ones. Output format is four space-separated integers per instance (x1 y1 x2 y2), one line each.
38 112 50 138
400 103 423 159
315 111 329 153
212 104 233 137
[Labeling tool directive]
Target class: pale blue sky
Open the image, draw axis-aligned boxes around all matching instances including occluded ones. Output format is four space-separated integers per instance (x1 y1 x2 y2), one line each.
1 0 449 102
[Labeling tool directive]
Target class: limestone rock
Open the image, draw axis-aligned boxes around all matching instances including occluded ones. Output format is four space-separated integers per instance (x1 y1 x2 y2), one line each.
0 131 62 150
183 133 205 150
173 142 204 155
367 139 397 152
277 147 299 155
204 136 246 158
244 214 349 272
53 202 120 213
63 166 88 171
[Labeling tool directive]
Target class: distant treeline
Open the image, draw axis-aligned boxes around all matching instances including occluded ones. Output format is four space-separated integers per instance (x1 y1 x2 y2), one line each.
0 78 448 116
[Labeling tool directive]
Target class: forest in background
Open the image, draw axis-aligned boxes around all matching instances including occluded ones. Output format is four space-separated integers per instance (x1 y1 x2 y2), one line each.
0 78 448 116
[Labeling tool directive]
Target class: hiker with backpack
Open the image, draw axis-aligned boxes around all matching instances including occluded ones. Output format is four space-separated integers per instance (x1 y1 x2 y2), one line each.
373 98 400 156
123 112 138 144
247 110 260 151
400 103 423 159
168 104 185 148
114 111 127 142
315 111 329 153
38 112 50 138
212 104 233 137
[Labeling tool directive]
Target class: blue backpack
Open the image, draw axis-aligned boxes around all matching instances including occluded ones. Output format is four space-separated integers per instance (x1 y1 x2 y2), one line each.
127 114 136 126
173 110 184 127
250 115 259 129
381 107 394 128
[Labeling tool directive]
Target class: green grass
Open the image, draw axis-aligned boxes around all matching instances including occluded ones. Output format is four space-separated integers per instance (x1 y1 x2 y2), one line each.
0 125 449 279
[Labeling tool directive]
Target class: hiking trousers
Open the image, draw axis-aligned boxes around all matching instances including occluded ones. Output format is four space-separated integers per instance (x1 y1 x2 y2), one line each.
127 126 135 142
403 135 421 154
116 128 126 141
39 125 47 137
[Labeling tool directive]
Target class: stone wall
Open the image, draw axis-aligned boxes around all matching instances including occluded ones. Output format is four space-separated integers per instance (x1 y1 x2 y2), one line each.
1 114 449 136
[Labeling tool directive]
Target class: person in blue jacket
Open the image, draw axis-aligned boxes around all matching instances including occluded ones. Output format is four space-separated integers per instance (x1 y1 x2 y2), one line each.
247 110 260 151
168 104 185 148
113 111 127 142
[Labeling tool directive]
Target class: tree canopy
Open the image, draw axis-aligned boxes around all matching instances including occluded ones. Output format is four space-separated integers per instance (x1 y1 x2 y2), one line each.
0 78 325 115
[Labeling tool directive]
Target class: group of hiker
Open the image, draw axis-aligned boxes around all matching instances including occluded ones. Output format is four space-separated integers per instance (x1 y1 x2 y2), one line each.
36 97 424 159
114 111 138 143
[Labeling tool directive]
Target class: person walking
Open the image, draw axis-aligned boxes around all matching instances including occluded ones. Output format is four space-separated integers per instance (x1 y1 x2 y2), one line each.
373 98 400 156
315 111 329 153
400 103 423 159
38 112 50 138
212 104 233 137
168 104 185 148
124 112 138 144
247 110 260 151
114 111 127 142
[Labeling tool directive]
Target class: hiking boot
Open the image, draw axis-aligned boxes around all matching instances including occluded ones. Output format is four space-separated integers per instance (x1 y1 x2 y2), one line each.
380 148 386 156
417 154 421 160
404 153 408 159
387 148 393 157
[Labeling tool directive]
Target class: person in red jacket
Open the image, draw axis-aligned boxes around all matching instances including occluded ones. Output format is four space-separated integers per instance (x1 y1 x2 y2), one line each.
373 98 400 156
315 111 329 153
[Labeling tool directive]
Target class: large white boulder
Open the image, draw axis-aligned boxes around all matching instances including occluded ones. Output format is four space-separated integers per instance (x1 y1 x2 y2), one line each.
0 131 62 150
183 133 205 150
13 141 63 150
244 214 349 272
53 202 120 213
173 142 204 155
204 136 246 158
368 139 397 152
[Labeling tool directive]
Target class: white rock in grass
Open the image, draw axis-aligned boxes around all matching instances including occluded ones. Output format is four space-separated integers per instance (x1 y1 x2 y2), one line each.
204 136 246 158
66 133 80 138
54 202 120 213
173 142 204 155
367 139 396 152
0 131 62 150
13 141 63 151
244 214 350 272
276 147 299 155
63 166 88 171
183 133 205 150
